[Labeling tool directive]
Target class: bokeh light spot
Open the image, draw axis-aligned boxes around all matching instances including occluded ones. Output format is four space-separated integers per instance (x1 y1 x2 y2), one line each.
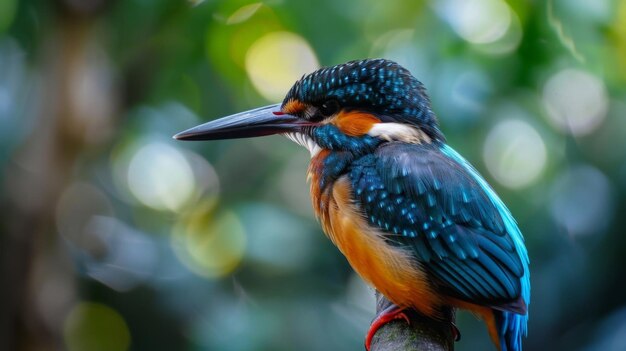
370 29 423 75
239 203 314 272
173 205 246 278
437 0 512 44
64 302 131 351
245 31 319 101
543 69 608 136
83 217 159 292
483 119 547 188
550 165 613 237
127 142 195 212
474 8 523 55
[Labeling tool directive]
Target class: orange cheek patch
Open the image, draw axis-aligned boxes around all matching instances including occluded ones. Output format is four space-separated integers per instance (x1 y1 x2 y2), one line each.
282 99 307 115
334 111 381 136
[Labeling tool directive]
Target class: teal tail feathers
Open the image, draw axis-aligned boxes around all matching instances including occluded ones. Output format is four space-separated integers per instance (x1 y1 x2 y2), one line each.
495 310 527 351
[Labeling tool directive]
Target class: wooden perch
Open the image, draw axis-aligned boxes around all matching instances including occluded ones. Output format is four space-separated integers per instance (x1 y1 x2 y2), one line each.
370 292 455 351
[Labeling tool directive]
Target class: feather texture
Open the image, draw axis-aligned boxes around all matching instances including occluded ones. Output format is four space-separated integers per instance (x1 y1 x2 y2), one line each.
349 142 527 312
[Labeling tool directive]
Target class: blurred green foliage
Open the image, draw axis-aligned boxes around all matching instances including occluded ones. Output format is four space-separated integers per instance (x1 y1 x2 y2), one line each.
1 0 626 350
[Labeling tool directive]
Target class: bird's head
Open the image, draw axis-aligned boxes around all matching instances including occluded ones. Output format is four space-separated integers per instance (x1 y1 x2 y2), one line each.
175 59 444 155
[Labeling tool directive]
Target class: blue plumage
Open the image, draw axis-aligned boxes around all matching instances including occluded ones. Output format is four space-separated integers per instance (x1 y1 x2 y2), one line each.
345 140 530 351
350 143 527 311
313 124 381 154
314 131 531 323
284 59 444 141
441 145 530 351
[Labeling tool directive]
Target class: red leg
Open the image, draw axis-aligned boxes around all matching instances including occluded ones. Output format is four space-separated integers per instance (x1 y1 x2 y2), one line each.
365 305 410 351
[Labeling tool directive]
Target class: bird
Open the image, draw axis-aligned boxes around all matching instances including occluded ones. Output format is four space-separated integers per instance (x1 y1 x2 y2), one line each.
174 59 530 351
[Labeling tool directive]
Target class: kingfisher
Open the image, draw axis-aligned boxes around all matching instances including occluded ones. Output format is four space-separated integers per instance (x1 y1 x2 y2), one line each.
174 59 530 351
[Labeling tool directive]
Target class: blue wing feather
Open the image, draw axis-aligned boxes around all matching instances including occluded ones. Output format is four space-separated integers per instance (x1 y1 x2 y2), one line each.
349 142 529 314
441 144 530 351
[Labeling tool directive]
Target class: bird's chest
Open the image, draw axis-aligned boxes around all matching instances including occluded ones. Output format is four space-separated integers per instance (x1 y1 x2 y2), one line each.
308 150 348 219
307 152 438 314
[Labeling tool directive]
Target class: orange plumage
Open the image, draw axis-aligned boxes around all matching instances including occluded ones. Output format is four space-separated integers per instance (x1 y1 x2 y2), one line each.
333 111 381 137
308 154 442 318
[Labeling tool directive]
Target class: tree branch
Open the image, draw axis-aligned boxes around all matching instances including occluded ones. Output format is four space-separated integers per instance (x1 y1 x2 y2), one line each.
370 292 455 351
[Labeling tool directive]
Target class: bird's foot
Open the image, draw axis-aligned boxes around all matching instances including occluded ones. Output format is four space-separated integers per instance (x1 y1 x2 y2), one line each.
451 321 461 341
365 305 410 351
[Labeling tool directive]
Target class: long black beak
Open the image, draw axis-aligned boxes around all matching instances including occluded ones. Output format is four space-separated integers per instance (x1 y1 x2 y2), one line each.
173 103 310 141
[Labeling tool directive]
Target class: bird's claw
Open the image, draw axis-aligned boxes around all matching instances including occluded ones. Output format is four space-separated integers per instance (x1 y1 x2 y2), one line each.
364 306 410 351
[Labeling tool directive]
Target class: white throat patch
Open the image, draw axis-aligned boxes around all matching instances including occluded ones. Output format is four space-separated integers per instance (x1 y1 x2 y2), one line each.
284 132 322 157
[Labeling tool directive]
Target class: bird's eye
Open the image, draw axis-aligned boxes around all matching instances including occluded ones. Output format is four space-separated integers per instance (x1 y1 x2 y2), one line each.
319 100 340 117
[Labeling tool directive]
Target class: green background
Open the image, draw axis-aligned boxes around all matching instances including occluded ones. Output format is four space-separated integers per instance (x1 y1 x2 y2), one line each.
1 0 625 350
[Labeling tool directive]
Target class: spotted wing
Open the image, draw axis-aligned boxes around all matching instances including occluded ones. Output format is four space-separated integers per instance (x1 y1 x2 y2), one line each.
350 142 526 312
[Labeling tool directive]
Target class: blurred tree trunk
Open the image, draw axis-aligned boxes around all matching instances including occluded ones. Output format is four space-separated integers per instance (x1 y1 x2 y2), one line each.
0 1 116 350
370 292 455 351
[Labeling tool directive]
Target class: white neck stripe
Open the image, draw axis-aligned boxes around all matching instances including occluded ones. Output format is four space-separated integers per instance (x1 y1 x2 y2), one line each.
367 123 431 144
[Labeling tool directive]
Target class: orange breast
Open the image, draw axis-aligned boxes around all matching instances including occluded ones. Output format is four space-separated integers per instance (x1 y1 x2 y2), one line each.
307 160 442 317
